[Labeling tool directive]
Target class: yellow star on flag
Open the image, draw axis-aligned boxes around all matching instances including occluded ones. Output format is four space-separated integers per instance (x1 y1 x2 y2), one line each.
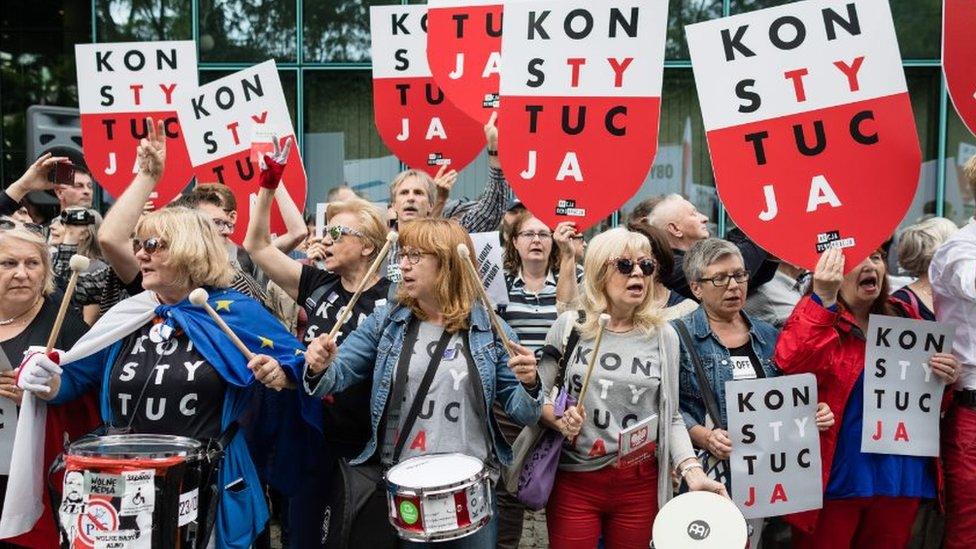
215 300 233 312
259 336 274 349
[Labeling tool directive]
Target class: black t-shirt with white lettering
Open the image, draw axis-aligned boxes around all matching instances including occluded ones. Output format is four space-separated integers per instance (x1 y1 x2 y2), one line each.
727 342 766 382
108 322 226 440
297 265 391 457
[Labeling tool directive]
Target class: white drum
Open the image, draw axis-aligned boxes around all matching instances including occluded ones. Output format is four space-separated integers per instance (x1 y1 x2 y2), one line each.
652 491 747 549
385 453 493 542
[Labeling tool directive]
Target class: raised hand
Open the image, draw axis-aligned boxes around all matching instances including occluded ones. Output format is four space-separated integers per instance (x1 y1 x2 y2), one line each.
812 247 845 308
137 117 166 180
258 135 293 190
15 153 68 192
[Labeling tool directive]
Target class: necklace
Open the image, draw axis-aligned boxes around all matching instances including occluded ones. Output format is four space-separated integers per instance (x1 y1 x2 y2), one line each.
0 298 41 326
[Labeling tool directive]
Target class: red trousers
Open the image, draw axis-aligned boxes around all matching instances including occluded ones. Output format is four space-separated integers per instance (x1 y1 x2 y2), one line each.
944 403 976 549
792 497 919 549
546 460 658 549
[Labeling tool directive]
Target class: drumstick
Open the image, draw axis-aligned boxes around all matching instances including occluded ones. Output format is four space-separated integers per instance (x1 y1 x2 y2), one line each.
188 288 255 360
326 231 398 340
576 314 611 407
456 243 514 356
45 255 90 352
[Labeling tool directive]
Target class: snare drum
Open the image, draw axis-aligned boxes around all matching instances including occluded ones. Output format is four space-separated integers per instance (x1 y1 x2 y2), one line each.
58 434 205 549
385 453 493 542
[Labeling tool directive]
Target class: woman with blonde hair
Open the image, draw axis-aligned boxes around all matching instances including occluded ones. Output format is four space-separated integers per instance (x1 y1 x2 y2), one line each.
15 202 320 548
303 218 543 547
537 228 726 549
894 217 959 320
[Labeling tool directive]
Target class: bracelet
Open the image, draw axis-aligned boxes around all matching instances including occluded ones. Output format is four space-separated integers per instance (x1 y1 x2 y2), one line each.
486 149 498 157
679 461 703 478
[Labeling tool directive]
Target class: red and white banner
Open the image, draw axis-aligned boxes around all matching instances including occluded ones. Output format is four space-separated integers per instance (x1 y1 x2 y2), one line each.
426 0 503 124
370 5 485 177
175 60 306 243
75 41 196 203
944 0 976 138
498 0 668 231
688 0 919 271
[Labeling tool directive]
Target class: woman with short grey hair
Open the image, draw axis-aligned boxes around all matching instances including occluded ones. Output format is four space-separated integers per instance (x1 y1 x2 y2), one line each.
894 217 959 320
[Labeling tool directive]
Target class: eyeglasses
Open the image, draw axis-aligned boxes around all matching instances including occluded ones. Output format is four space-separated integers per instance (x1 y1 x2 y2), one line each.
212 219 235 233
0 218 45 235
698 270 750 287
517 230 552 241
325 225 365 243
569 235 584 241
396 248 434 266
132 237 167 255
608 257 656 277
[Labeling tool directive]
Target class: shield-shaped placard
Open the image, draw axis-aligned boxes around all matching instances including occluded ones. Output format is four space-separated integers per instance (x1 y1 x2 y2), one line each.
426 0 503 124
944 0 976 138
175 60 306 244
370 5 485 176
75 41 197 203
687 0 920 272
498 0 668 231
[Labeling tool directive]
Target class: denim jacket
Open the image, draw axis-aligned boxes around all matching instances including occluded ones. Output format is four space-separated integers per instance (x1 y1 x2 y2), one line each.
305 303 543 466
673 307 781 429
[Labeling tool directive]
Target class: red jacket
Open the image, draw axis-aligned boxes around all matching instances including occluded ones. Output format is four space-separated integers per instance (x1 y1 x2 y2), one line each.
774 295 944 533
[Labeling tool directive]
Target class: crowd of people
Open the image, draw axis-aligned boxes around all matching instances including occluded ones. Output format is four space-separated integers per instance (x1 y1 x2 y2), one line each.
0 112 972 549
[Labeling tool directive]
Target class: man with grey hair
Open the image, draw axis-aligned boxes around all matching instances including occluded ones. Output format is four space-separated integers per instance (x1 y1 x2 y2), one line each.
631 194 778 300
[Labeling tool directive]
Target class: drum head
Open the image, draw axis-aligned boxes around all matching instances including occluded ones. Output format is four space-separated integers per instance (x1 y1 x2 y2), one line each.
652 492 747 549
69 434 202 460
387 453 484 489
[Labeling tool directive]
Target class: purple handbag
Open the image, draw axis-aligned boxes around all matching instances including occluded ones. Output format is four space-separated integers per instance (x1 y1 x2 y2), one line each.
515 390 577 509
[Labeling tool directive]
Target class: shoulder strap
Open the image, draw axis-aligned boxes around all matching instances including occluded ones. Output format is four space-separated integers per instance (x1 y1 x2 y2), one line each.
673 321 726 430
458 335 495 460
554 310 586 390
304 275 342 312
392 321 455 462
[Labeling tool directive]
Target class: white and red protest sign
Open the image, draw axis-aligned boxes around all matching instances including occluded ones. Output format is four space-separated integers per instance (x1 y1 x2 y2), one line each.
498 0 668 231
370 5 485 177
75 41 197 203
944 0 976 138
687 0 920 272
175 60 306 242
426 0 503 124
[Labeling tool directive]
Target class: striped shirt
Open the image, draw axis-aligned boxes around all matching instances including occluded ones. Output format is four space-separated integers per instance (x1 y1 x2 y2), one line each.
501 265 583 353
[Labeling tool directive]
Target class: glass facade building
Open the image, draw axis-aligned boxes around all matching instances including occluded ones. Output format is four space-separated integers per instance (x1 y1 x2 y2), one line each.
2 0 971 231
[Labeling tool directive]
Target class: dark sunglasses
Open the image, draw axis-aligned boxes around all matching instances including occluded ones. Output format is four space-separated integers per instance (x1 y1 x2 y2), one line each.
132 237 167 255
0 218 45 235
609 257 656 277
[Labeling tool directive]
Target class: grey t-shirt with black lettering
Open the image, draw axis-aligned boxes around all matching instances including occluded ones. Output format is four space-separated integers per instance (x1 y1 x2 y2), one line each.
382 322 490 465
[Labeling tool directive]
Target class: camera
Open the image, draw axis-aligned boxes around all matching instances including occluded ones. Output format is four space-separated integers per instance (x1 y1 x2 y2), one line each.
61 208 96 226
48 161 76 186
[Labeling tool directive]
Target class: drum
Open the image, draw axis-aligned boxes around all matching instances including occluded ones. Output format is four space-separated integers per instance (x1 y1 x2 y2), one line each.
384 453 493 542
652 491 747 549
58 434 205 549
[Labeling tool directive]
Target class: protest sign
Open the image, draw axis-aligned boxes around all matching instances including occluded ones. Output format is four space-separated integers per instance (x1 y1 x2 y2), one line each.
687 0 920 272
944 0 976 137
75 41 197 203
469 231 508 308
498 0 668 232
370 5 486 177
426 0 503 124
175 60 306 242
862 315 954 457
726 374 822 519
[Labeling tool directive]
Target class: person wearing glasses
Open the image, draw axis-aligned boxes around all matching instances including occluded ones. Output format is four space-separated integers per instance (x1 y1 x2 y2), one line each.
774 247 960 548
537 228 726 549
244 157 392 548
674 238 834 545
302 218 542 548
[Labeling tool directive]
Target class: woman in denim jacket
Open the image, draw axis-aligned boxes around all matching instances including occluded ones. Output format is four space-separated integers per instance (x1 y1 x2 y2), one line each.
674 239 834 544
303 218 543 548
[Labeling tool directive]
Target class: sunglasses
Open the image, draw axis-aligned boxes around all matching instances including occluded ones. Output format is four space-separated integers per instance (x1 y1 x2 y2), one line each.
608 257 656 277
132 237 167 255
212 219 235 232
0 218 45 235
325 225 365 242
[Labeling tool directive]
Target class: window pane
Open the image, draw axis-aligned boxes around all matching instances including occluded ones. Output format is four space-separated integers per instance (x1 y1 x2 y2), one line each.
943 101 976 225
304 0 398 63
622 69 718 232
199 69 298 129
198 0 297 63
95 0 192 41
668 0 724 60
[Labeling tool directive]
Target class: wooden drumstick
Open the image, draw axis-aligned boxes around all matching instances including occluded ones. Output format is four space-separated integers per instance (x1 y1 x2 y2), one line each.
326 231 398 340
576 313 611 407
189 288 255 360
456 243 514 356
45 254 90 352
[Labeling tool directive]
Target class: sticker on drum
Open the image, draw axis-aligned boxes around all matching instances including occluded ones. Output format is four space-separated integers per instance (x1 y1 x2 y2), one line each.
119 470 155 516
652 491 747 549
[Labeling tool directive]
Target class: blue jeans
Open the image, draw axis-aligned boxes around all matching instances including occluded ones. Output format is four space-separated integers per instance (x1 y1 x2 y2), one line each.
401 495 498 548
